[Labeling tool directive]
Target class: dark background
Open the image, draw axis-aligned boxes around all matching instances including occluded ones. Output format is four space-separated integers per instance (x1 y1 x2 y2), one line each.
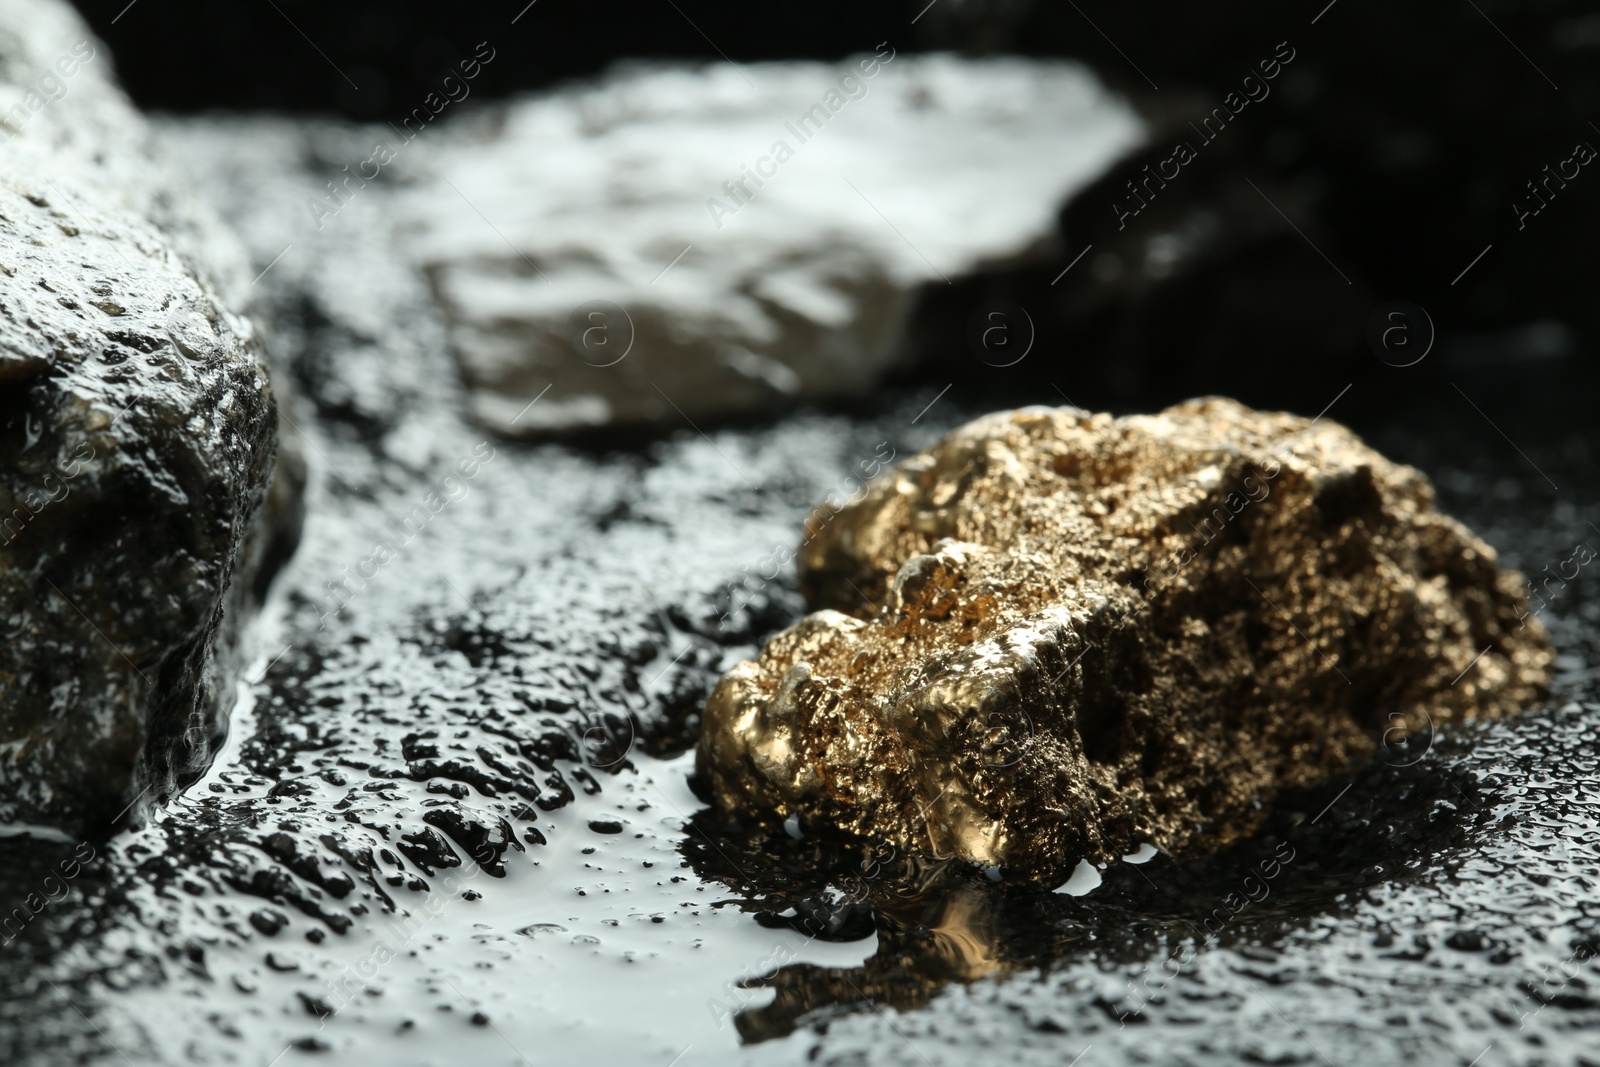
68 0 1600 425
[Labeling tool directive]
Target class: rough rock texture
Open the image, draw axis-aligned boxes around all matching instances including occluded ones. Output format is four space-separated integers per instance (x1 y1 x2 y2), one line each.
0 0 298 835
399 56 1141 436
698 399 1553 884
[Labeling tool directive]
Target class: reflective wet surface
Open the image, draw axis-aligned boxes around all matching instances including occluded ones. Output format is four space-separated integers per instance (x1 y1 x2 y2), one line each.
2 115 1598 1067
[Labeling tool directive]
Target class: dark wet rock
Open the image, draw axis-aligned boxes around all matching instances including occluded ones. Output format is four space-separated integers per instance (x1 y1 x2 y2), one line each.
698 400 1552 885
248 908 288 936
0 0 300 836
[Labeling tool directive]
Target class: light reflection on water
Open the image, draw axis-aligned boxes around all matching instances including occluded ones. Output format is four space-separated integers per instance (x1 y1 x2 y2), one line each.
122 749 877 1067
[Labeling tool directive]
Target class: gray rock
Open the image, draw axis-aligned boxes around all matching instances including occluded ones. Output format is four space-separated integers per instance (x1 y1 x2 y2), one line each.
0 0 299 836
396 55 1142 436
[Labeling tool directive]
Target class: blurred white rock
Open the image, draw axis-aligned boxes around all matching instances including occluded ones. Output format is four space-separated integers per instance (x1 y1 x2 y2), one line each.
398 54 1143 436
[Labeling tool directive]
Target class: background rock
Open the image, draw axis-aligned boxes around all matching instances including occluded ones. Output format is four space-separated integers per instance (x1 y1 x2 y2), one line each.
396 56 1141 436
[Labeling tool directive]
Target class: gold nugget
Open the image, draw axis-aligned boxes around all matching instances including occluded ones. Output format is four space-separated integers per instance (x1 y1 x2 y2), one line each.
697 399 1551 885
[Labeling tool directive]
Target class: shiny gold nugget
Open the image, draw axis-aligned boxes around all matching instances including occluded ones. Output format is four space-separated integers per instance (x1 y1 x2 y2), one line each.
697 399 1551 885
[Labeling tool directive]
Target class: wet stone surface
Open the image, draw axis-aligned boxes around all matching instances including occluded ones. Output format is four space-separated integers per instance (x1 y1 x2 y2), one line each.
0 112 1598 1067
0 1 298 836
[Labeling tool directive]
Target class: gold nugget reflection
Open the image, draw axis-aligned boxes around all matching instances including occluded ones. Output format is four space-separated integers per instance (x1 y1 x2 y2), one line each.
731 878 1016 1043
